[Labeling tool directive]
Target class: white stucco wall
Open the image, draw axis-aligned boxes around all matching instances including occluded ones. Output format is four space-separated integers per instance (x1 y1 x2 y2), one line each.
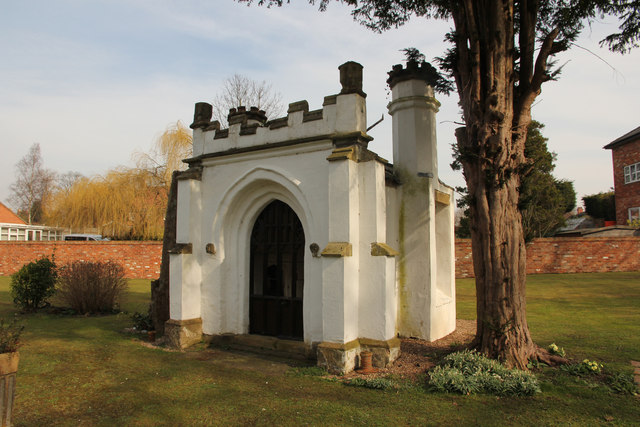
388 75 456 341
170 63 456 352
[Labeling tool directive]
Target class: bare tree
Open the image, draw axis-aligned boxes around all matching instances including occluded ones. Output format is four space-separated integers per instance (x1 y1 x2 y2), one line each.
56 171 84 195
212 74 284 127
9 143 56 224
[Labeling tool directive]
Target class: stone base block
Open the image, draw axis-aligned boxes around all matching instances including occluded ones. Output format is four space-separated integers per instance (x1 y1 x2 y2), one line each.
317 337 402 374
165 318 203 349
317 340 359 375
359 337 401 367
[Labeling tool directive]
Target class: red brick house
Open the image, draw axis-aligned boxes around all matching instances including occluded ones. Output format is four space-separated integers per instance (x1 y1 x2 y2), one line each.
604 125 640 225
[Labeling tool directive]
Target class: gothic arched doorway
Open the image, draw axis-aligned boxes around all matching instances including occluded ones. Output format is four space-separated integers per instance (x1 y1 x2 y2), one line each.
249 200 304 340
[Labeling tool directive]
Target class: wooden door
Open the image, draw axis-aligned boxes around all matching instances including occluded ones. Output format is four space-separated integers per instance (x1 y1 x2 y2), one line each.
249 200 304 340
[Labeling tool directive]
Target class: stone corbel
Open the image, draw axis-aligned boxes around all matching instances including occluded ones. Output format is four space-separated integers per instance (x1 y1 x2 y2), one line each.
435 190 451 206
370 242 399 257
321 242 352 257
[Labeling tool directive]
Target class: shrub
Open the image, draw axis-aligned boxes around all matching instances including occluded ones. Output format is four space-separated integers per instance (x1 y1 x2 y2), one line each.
57 261 128 314
582 191 615 221
0 317 24 353
427 350 540 396
11 256 57 311
131 311 153 331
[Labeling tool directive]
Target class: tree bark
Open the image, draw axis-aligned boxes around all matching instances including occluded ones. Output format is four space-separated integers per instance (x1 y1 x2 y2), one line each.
451 0 541 368
150 171 179 335
448 1 570 368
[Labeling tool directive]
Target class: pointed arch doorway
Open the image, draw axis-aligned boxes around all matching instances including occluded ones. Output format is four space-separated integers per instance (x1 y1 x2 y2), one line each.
249 200 304 340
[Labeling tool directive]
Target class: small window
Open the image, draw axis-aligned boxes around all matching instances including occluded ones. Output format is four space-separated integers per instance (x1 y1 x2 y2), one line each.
629 207 640 222
624 162 640 184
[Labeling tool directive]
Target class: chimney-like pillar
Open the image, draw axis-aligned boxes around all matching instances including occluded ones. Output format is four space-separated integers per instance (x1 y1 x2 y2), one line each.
387 61 440 180
386 62 454 341
339 61 366 97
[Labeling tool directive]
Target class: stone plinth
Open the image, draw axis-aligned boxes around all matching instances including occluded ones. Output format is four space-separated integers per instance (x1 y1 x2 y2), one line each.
165 318 203 349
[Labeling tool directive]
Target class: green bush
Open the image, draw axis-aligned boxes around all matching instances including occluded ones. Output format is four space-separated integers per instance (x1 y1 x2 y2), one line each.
131 311 153 331
0 317 24 353
10 256 57 311
427 350 540 396
57 261 128 314
582 191 616 221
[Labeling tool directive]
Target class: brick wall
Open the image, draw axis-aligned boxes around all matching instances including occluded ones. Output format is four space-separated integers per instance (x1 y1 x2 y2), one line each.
610 139 640 224
0 241 163 279
2 238 638 280
455 237 640 278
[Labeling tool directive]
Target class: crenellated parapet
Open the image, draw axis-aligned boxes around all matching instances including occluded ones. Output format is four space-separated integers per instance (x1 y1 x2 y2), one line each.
188 62 369 162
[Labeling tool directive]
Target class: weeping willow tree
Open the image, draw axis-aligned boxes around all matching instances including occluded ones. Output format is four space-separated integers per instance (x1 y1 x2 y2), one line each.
134 121 193 191
46 121 193 240
46 168 167 240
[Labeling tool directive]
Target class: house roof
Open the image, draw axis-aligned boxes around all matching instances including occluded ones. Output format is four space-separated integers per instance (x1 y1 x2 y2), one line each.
604 125 640 149
0 201 26 225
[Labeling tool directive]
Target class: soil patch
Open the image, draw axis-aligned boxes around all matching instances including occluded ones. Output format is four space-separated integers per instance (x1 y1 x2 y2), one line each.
342 319 476 382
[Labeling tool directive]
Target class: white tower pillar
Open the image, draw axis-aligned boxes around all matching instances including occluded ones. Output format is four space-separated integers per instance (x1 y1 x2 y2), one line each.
387 61 456 341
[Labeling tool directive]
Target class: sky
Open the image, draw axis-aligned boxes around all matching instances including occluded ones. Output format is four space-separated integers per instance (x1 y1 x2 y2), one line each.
1 0 639 211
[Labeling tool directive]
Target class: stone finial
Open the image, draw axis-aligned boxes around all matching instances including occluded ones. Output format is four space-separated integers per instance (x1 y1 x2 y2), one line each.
338 61 366 98
190 102 213 129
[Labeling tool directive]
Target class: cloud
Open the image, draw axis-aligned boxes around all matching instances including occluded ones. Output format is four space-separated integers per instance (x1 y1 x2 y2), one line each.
1 1 639 209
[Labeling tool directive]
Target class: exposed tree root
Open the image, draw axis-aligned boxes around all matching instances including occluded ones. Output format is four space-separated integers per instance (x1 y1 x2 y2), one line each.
469 337 569 369
532 346 570 366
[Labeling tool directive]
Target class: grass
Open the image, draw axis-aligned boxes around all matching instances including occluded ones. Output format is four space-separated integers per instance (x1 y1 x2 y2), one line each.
457 272 640 369
1 272 639 426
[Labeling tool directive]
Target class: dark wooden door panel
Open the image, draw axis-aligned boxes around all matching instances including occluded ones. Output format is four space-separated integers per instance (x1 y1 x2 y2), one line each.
249 201 304 340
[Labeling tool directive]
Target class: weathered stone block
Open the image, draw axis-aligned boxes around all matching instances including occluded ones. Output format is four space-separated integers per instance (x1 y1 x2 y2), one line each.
317 340 359 375
359 337 401 367
165 318 203 349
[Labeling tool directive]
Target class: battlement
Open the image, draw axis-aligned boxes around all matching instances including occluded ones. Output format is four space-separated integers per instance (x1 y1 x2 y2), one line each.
189 62 369 161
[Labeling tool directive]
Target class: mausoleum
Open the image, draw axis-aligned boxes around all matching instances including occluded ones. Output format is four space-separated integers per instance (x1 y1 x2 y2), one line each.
166 61 456 374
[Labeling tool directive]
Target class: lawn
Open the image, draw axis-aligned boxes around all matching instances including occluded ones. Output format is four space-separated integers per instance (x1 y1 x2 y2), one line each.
2 272 639 426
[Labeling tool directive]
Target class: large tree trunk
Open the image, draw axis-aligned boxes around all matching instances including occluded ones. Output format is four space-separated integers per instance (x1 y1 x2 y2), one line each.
150 171 179 335
451 1 530 369
450 0 566 368
459 124 536 368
